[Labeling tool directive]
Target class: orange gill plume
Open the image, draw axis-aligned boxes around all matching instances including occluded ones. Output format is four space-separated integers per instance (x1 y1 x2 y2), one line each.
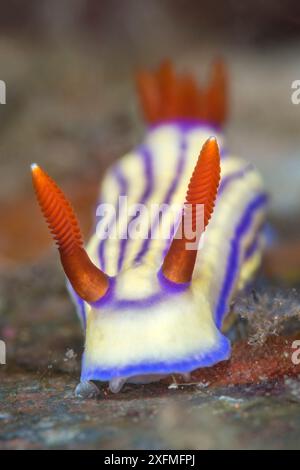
136 70 161 124
156 60 175 120
204 59 228 125
136 59 227 126
162 137 221 284
31 164 109 302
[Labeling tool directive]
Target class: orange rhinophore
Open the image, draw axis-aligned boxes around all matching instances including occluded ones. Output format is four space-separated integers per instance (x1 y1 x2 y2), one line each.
162 137 221 284
31 164 109 302
136 59 228 126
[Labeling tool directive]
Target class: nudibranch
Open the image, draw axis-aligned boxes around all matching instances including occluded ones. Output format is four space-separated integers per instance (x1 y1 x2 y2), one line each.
32 60 267 394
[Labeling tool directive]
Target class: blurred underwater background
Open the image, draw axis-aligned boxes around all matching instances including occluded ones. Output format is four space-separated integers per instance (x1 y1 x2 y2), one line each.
0 0 300 449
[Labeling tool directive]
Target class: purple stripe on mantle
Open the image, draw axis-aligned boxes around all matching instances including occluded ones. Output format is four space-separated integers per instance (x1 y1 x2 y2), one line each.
147 120 228 159
81 333 230 381
158 158 252 263
244 223 264 260
244 236 259 260
215 193 268 328
148 119 222 135
134 137 187 264
117 145 153 272
218 163 253 197
98 166 128 271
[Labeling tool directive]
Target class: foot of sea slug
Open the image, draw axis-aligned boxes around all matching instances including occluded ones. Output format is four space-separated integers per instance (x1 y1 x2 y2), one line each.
75 381 100 399
109 377 127 393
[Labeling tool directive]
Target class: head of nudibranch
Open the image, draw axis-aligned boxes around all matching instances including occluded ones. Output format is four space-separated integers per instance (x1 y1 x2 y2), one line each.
31 60 231 394
31 137 231 394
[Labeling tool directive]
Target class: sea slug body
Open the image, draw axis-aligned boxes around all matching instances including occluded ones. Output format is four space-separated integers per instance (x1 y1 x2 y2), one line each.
32 60 267 394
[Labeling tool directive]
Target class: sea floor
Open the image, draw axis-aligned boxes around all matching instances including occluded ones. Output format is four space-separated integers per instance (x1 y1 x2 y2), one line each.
0 258 300 449
1 371 300 450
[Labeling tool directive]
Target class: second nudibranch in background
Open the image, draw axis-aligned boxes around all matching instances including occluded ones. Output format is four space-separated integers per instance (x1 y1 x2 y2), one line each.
32 60 267 395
